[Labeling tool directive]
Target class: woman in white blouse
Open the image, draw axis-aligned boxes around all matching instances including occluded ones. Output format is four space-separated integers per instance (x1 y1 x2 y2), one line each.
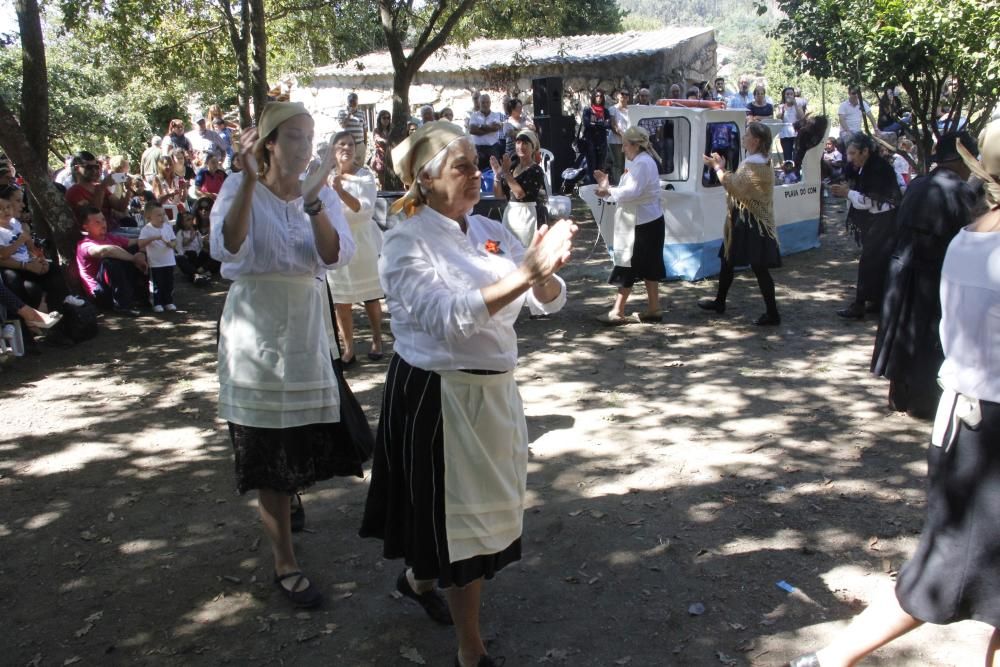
325 131 384 364
210 102 356 610
359 122 576 667
593 125 666 324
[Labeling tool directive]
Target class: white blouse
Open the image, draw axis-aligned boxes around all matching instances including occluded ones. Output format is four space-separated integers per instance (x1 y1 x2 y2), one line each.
379 206 567 372
210 171 356 279
606 151 663 225
938 228 1000 403
337 168 377 227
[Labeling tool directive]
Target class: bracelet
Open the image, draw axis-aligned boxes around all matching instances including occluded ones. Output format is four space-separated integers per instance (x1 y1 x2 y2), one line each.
303 198 324 216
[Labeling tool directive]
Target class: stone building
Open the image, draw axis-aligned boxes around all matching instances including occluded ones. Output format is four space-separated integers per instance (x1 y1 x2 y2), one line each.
290 27 718 139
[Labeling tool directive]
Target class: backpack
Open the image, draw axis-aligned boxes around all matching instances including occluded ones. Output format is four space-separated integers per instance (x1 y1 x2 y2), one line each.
58 301 99 342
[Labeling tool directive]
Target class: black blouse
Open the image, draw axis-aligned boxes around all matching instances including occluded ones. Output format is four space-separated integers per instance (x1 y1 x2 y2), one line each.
501 162 546 204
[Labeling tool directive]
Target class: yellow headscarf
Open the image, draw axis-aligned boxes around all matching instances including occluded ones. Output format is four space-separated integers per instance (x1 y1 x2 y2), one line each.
622 125 662 164
390 121 467 216
257 102 310 141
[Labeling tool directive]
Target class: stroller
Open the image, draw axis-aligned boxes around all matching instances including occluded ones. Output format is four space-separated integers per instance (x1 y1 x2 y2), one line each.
560 153 589 195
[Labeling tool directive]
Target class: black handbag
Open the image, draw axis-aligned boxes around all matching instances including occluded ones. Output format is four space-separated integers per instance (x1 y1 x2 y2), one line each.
325 283 375 469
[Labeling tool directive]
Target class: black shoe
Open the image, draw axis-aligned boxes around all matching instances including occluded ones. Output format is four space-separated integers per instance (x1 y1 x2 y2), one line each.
113 307 141 318
787 653 820 667
290 493 305 533
865 301 880 314
754 312 781 326
273 570 323 609
697 298 725 314
836 302 865 319
396 569 453 625
455 656 506 667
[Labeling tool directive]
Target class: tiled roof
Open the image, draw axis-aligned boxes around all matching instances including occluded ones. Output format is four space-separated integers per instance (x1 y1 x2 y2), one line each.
313 27 713 78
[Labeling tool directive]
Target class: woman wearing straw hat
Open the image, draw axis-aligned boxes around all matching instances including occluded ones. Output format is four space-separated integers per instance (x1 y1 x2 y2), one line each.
210 102 358 609
788 118 1000 667
593 124 667 324
360 121 577 667
489 128 547 248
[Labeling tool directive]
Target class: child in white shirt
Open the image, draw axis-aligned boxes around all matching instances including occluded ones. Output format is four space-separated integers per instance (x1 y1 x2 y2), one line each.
138 201 177 312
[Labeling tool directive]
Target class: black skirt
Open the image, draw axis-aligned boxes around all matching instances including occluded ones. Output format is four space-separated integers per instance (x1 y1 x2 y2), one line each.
895 399 1000 626
359 354 521 587
853 208 898 304
228 419 363 495
608 215 666 288
718 207 781 268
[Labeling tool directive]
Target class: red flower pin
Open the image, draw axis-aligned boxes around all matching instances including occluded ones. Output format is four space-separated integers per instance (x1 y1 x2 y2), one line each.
484 239 504 255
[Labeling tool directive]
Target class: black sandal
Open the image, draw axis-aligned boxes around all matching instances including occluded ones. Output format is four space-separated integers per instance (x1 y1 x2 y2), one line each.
396 569 453 625
290 493 305 533
273 570 323 608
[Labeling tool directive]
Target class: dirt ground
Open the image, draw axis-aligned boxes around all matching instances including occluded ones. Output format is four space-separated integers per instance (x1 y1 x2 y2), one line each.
0 198 993 667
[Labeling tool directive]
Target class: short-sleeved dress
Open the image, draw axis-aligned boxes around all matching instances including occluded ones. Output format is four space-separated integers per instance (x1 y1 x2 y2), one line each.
327 167 384 304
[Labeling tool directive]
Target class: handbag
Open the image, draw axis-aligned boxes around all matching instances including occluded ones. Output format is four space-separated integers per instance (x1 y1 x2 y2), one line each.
324 283 375 471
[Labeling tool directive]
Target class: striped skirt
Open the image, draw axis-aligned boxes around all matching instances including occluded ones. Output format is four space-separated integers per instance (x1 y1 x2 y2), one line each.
359 354 523 587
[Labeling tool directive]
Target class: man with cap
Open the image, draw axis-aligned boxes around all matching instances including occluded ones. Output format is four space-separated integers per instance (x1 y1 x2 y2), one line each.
140 136 163 183
871 131 979 418
186 113 227 162
337 92 368 167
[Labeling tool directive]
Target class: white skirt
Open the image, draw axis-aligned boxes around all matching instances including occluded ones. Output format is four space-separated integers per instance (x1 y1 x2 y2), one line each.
327 220 384 303
502 201 537 249
439 370 528 563
218 273 340 428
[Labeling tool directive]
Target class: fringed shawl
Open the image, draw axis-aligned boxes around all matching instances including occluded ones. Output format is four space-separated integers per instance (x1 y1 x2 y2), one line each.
720 161 775 260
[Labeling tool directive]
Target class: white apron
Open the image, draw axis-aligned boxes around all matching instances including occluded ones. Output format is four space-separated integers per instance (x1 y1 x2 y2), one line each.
218 273 340 428
611 193 659 267
439 370 528 563
501 201 537 249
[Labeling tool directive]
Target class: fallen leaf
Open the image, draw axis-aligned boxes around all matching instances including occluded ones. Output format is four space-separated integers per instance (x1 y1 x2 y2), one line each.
222 575 242 584
80 531 96 541
568 510 582 517
716 651 737 666
728 622 745 631
321 623 338 634
64 658 82 666
688 602 706 616
295 612 311 620
589 510 606 519
27 653 42 667
84 611 104 623
296 630 319 643
106 512 116 522
614 657 632 665
399 646 426 664
74 623 93 638
539 648 568 662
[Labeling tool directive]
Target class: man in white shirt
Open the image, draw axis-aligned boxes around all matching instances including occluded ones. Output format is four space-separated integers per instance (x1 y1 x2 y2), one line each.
727 76 753 111
337 92 368 167
185 114 227 162
468 94 505 171
607 89 631 184
838 86 874 142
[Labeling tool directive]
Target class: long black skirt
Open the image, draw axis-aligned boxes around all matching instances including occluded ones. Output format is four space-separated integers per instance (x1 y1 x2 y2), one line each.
228 420 363 495
359 354 522 587
608 215 666 288
718 207 781 268
895 399 1000 626
870 248 946 417
852 208 898 304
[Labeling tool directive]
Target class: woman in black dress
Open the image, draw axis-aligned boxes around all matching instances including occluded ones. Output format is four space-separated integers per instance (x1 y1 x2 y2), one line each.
699 121 781 325
490 128 547 249
580 88 612 185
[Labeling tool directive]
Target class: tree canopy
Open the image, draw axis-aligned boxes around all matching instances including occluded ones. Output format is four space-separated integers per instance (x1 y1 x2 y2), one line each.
770 0 1000 171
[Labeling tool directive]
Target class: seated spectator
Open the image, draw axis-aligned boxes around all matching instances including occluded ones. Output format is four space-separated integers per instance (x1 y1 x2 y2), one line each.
0 274 61 357
194 153 227 199
0 185 76 313
75 207 149 316
66 151 133 228
747 85 774 120
174 211 212 285
192 198 221 275
780 159 800 184
822 138 844 182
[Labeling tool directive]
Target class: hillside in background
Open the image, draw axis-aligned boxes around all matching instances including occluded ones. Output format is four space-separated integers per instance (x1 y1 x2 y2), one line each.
619 0 777 76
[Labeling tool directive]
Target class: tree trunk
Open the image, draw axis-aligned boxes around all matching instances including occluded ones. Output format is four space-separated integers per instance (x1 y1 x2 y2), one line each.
390 67 416 145
0 98 81 269
15 0 47 158
249 0 268 125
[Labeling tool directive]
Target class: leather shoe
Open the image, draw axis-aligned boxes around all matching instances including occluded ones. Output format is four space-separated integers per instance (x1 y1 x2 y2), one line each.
837 302 865 319
787 653 820 667
273 571 323 608
754 312 781 326
396 569 453 625
697 298 725 314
